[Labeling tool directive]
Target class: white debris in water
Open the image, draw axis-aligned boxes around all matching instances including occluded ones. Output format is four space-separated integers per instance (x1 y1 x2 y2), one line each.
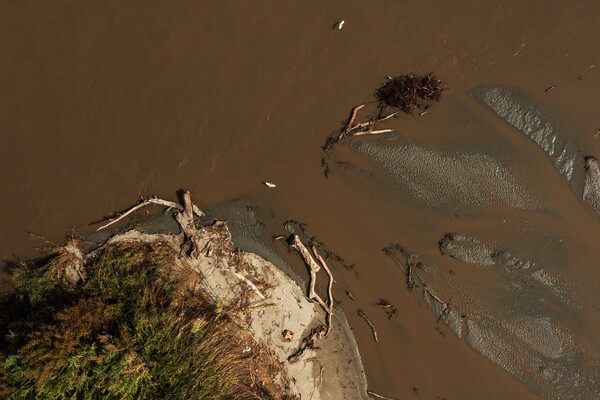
263 181 276 188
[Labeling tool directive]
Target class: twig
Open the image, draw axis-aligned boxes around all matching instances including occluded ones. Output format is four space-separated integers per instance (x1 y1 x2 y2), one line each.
376 110 400 123
243 301 277 311
367 390 400 400
352 129 394 136
345 111 399 136
425 286 446 306
436 305 453 324
339 104 366 139
406 253 416 290
232 271 266 300
357 309 379 342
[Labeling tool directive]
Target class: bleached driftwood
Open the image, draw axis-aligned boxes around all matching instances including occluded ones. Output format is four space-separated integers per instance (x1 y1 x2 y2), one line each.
96 191 204 258
232 271 266 300
352 129 394 136
341 107 399 139
97 194 204 231
312 244 335 335
290 235 329 312
346 110 399 135
339 104 366 140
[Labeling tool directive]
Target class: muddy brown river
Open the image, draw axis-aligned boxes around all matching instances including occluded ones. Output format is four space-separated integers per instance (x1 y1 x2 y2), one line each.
2 2 600 399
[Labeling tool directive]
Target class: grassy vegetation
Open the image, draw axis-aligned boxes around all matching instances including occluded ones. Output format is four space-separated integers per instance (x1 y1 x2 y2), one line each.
0 240 280 399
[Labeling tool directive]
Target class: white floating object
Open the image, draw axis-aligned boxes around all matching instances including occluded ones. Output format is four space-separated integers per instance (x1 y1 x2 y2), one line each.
338 20 345 29
264 181 276 188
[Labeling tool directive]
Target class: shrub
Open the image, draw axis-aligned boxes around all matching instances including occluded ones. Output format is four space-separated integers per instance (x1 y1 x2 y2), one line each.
0 241 277 399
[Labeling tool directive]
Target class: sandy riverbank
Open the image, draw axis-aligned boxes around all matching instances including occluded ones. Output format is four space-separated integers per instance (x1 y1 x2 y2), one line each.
1 192 368 399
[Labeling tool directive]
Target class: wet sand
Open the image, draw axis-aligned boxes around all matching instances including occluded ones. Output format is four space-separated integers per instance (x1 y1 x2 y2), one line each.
2 1 600 398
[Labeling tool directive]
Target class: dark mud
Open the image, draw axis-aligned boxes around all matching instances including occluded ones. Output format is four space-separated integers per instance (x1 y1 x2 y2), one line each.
2 1 600 399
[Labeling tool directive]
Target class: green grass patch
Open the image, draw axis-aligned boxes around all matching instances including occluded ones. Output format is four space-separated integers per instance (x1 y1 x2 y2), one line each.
0 241 278 399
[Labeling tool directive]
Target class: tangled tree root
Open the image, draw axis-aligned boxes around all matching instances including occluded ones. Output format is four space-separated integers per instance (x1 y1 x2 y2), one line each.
375 73 444 114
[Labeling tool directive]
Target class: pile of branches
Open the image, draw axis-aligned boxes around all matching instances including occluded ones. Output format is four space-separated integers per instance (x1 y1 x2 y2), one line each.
375 73 444 114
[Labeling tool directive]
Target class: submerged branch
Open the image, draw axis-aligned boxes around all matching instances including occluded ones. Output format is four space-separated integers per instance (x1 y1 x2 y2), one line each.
357 309 379 343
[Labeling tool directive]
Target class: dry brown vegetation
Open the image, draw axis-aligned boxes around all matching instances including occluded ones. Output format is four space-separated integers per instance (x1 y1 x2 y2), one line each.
0 237 287 399
375 73 444 114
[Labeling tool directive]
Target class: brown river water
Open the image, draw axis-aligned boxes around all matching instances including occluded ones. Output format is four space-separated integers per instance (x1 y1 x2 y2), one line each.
2 2 600 399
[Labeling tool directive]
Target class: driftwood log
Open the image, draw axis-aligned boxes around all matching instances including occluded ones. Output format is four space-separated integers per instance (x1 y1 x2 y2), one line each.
290 235 335 335
97 191 204 258
312 244 335 335
290 236 329 311
97 194 204 231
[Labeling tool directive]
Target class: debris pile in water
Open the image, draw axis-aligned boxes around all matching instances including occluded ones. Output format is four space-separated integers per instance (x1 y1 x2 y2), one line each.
375 73 444 113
